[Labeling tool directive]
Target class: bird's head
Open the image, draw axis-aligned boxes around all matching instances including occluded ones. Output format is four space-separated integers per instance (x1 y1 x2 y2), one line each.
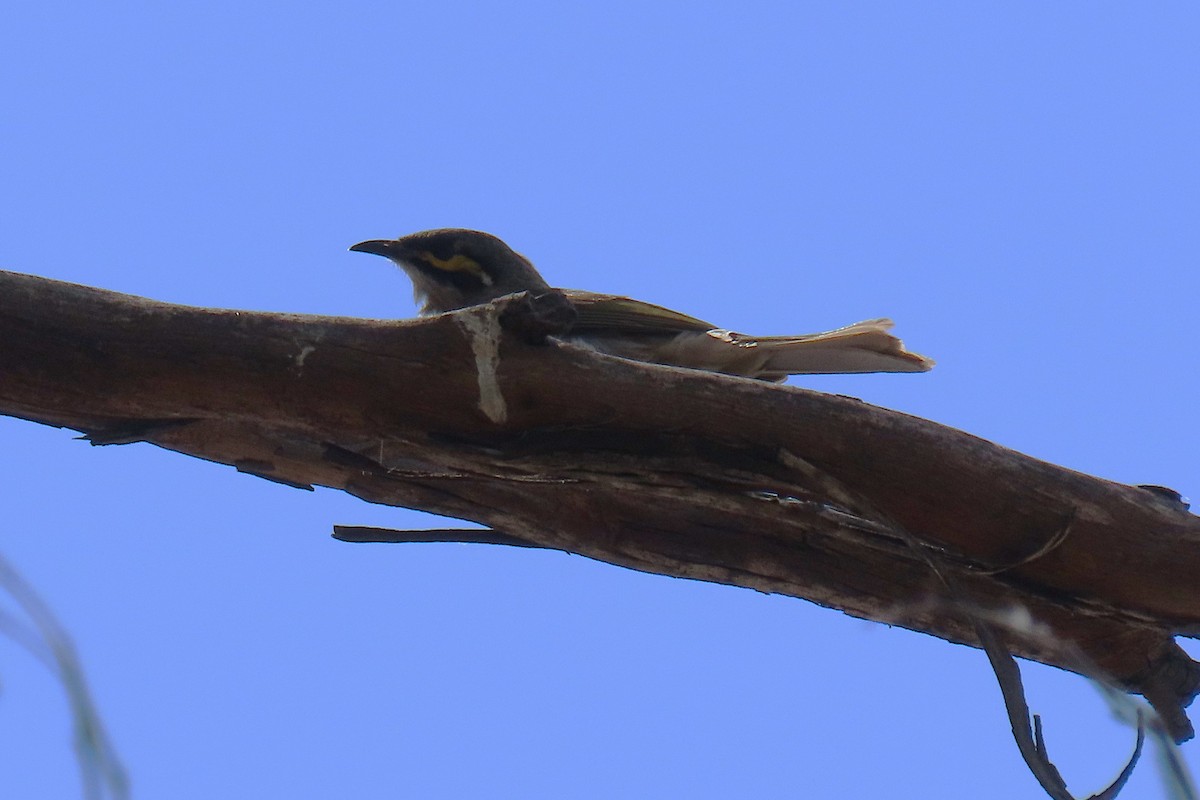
349 228 551 315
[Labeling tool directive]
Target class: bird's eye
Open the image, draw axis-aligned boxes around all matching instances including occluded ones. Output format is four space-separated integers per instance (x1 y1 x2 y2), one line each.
418 251 494 286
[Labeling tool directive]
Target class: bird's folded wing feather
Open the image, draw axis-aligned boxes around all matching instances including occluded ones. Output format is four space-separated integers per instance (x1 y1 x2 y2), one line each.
729 317 900 345
560 295 933 375
562 291 716 333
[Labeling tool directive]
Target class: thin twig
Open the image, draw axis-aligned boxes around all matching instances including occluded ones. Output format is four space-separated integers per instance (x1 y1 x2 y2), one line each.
333 525 546 549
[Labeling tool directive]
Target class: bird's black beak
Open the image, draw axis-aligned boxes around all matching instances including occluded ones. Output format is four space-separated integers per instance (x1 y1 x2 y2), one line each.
348 239 399 257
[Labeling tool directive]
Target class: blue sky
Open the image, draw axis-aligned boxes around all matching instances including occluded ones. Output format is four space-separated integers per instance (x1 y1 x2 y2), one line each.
2 2 1197 797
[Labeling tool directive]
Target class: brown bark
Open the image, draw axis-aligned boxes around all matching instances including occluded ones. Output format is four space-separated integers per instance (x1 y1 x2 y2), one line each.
1 269 1197 741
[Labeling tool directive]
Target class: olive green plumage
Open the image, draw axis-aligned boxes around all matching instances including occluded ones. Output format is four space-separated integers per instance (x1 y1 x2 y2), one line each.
350 228 933 381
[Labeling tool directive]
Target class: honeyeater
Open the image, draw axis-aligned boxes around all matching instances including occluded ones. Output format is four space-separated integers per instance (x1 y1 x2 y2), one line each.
349 229 933 381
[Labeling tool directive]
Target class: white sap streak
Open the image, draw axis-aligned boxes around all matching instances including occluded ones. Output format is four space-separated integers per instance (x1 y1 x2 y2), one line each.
455 310 508 424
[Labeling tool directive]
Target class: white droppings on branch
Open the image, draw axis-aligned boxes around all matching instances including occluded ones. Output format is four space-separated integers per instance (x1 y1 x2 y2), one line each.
455 310 508 424
294 344 316 369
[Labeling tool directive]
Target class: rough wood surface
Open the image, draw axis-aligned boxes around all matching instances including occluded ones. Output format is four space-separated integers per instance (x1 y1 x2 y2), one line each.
2 269 1197 740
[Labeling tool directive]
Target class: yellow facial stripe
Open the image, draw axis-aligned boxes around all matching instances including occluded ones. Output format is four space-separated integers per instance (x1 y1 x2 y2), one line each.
419 252 493 285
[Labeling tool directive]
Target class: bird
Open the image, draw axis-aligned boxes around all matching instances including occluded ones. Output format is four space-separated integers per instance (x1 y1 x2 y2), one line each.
349 228 933 381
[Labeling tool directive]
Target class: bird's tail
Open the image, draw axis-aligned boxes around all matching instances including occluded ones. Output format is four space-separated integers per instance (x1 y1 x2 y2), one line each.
728 318 934 378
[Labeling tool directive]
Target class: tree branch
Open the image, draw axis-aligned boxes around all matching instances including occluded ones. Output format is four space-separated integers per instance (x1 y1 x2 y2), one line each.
2 269 1197 743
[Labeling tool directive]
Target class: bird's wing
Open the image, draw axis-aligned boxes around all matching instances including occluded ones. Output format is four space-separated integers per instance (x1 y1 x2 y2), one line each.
562 290 716 333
